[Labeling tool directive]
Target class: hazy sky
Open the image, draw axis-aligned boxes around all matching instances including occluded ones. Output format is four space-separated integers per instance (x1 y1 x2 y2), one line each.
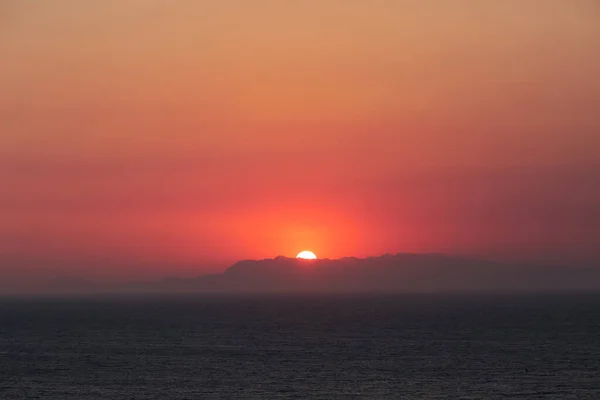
1 1 599 281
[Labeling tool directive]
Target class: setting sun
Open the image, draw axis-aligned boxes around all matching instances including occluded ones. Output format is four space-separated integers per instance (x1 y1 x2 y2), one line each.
296 251 317 260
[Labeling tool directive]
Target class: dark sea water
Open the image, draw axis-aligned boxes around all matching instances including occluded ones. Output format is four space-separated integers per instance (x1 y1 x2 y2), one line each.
1 294 599 399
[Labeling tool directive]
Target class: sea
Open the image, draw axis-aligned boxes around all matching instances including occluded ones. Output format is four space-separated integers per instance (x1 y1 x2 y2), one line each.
1 294 599 399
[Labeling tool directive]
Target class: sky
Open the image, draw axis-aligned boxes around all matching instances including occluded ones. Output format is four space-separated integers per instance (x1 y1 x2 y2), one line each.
1 1 599 282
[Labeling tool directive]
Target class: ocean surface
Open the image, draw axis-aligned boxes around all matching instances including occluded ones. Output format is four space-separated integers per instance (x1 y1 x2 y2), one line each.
1 294 599 399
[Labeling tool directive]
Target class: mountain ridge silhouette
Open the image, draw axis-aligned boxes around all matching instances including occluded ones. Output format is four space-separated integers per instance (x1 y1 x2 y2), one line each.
118 253 600 293
6 253 600 294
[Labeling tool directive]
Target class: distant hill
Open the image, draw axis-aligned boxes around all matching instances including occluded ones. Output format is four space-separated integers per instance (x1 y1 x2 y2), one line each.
9 253 600 294
139 253 600 294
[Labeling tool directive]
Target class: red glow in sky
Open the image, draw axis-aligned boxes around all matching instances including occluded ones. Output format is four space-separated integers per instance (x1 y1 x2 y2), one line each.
1 1 599 282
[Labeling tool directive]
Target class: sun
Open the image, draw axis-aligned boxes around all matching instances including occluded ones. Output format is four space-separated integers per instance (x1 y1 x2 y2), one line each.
296 250 317 260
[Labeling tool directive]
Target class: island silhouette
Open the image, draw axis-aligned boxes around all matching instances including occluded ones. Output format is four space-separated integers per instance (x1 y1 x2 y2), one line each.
35 253 600 294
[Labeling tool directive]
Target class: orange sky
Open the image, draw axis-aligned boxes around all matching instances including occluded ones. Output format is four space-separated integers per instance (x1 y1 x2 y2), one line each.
1 1 599 281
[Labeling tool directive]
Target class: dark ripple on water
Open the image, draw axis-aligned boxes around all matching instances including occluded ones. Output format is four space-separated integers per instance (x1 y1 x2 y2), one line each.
1 294 600 399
